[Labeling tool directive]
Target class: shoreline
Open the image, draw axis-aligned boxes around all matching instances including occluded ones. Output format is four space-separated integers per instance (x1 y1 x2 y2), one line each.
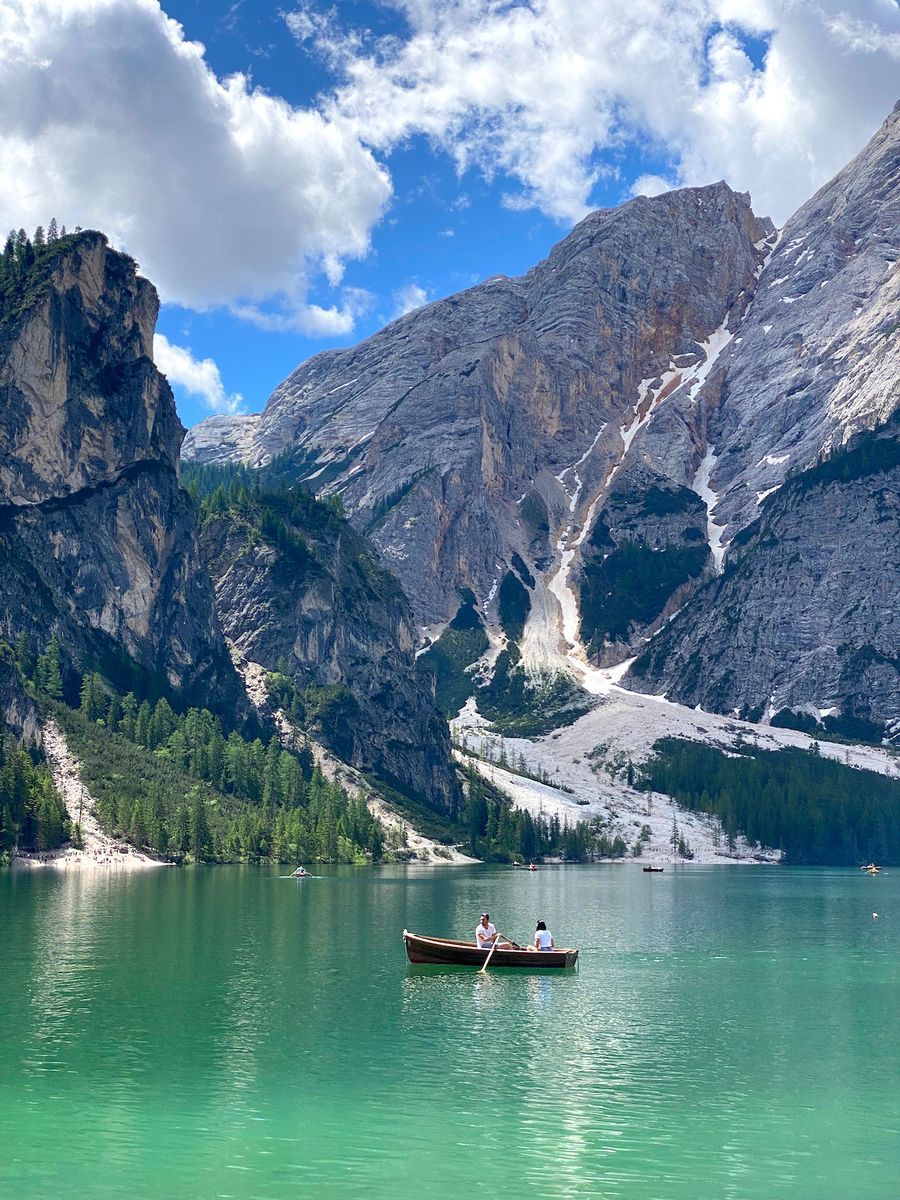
7 843 478 872
10 846 170 872
34 718 169 872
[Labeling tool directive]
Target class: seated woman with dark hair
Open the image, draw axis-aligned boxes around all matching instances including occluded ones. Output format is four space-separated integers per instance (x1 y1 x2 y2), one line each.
532 920 555 951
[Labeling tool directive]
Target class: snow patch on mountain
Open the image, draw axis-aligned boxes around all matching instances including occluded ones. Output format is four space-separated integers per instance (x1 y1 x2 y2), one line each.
691 448 728 572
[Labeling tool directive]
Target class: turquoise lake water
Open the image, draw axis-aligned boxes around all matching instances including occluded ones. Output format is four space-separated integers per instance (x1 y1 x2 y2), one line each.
1 864 898 1198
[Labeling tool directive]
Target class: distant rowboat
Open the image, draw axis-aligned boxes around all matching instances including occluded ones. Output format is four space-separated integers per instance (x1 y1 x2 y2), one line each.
642 866 664 873
403 931 578 969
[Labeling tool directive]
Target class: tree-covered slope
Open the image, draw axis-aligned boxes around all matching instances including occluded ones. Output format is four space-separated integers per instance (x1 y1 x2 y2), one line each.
49 670 388 865
184 463 462 817
645 737 900 864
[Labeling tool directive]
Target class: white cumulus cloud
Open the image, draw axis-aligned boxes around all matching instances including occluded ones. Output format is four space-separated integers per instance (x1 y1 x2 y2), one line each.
293 0 900 225
391 283 430 319
0 0 391 330
153 334 243 415
630 174 678 199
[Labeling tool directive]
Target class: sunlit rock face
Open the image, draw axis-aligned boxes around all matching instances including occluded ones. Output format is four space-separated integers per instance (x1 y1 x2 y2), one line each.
186 104 899 735
182 414 260 467
186 182 771 636
627 104 900 737
0 233 243 709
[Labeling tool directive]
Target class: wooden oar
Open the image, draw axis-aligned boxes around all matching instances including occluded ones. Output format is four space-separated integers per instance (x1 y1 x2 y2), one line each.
480 932 514 973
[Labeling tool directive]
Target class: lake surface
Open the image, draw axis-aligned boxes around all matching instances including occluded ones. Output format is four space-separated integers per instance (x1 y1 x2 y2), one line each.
1 864 897 1199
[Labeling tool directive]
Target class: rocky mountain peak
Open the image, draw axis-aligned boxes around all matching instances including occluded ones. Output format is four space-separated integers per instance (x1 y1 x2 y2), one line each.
0 231 242 710
1 231 183 508
187 180 771 636
183 104 898 740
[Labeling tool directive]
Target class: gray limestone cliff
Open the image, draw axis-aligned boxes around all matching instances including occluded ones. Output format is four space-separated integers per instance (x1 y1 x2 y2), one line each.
624 102 900 732
186 183 771 636
0 233 243 709
0 645 39 745
630 417 900 738
185 103 899 737
650 99 900 539
181 413 260 467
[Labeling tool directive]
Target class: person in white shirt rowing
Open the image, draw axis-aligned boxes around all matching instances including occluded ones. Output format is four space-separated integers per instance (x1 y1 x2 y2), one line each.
475 912 514 952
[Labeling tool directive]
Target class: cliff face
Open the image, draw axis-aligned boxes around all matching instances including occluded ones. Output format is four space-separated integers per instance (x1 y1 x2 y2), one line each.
653 100 900 541
0 645 39 745
185 183 771 639
630 419 900 737
179 413 260 468
197 494 461 814
623 103 900 732
0 233 243 708
184 104 900 738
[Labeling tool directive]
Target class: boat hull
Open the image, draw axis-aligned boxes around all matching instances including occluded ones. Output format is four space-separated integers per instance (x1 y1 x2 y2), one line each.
404 932 578 969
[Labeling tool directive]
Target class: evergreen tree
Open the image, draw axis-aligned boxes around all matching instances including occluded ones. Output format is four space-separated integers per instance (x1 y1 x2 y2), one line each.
134 700 152 748
120 693 138 740
262 738 282 808
79 672 106 721
14 632 34 681
189 791 213 862
37 637 64 699
171 804 189 855
149 697 176 749
129 800 147 849
0 802 16 853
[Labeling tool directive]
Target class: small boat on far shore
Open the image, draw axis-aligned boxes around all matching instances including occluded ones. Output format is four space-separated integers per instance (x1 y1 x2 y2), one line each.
642 866 664 872
403 931 578 969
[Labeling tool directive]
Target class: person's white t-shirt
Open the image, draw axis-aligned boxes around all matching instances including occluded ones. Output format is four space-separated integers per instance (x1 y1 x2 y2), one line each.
476 921 496 946
535 929 553 950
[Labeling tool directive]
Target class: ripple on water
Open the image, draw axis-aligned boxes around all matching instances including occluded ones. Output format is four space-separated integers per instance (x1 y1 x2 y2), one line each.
1 865 899 1199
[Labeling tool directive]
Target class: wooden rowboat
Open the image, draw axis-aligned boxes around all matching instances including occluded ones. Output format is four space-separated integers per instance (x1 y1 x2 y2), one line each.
403 931 578 969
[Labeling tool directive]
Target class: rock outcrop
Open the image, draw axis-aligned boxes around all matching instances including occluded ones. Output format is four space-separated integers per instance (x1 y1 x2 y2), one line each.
197 490 461 814
0 233 243 710
0 645 39 745
630 417 900 737
180 413 260 467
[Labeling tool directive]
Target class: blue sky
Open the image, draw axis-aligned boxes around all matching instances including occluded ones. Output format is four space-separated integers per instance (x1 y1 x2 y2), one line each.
2 0 898 429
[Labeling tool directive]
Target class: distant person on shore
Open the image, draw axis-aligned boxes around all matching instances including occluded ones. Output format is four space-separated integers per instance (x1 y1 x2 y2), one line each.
532 921 555 951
